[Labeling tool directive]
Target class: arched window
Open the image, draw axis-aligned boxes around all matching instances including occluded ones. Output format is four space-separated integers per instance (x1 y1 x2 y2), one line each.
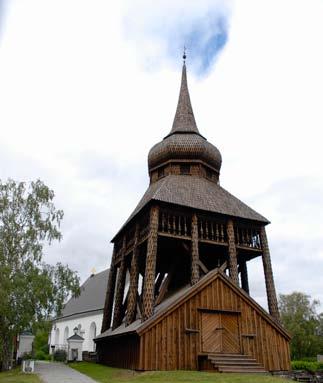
63 326 69 345
89 322 97 352
55 328 60 346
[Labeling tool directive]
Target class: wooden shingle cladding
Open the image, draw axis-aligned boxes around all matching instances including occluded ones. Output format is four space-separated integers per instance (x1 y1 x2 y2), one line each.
97 270 290 371
113 175 269 242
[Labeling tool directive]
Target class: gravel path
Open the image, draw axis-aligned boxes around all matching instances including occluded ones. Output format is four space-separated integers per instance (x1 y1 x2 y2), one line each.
35 361 98 383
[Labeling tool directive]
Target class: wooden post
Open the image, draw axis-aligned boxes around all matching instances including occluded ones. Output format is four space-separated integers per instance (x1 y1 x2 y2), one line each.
142 206 159 321
191 213 199 285
240 260 249 294
226 219 239 286
101 247 117 332
260 226 280 321
112 237 127 329
126 224 140 326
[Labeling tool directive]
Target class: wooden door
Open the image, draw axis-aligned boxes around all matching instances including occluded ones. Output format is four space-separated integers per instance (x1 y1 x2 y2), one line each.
201 312 240 354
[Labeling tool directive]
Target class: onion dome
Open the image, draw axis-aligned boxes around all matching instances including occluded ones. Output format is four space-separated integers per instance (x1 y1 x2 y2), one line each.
148 61 222 175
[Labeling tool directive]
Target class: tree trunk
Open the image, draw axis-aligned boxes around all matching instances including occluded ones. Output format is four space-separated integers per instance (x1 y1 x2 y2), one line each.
0 332 13 371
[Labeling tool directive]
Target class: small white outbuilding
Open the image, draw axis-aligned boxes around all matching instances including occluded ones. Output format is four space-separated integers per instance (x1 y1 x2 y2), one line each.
67 327 84 361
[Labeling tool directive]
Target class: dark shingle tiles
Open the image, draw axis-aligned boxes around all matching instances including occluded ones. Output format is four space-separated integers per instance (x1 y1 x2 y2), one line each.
124 175 269 229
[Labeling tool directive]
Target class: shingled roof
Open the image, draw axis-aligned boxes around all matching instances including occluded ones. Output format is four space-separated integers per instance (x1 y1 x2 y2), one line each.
118 175 268 234
57 269 109 320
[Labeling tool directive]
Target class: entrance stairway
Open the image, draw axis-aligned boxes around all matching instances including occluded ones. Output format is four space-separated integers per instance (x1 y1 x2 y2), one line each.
207 353 267 373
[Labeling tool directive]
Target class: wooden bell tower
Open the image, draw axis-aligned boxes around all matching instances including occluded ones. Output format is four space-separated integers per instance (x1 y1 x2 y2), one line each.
97 56 290 372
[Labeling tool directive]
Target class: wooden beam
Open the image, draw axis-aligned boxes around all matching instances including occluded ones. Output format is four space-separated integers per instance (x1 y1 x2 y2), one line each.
182 241 190 253
197 259 209 274
142 206 159 321
126 224 140 326
219 261 228 273
101 248 117 332
239 260 250 294
155 272 173 306
154 272 165 295
260 226 280 321
226 219 239 285
136 292 142 317
112 237 127 329
191 213 200 284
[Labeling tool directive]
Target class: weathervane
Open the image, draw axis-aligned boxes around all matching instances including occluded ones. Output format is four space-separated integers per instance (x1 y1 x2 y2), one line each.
183 46 187 64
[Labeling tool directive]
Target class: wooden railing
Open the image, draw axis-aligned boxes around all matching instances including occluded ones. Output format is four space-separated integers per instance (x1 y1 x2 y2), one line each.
158 210 191 237
198 216 227 243
235 226 262 249
138 213 150 241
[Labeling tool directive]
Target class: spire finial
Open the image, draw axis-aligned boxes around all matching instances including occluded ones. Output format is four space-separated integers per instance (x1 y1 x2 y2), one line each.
166 48 199 136
183 46 186 64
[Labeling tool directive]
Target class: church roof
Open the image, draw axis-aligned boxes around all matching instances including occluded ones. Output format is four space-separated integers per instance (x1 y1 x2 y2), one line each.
67 333 84 341
119 175 269 233
57 269 109 320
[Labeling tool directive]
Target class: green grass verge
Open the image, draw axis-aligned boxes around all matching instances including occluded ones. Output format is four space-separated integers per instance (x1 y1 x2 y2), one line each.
70 362 289 383
0 367 41 383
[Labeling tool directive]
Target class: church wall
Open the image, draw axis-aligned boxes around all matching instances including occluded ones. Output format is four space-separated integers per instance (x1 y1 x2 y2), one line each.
138 277 290 371
49 311 102 353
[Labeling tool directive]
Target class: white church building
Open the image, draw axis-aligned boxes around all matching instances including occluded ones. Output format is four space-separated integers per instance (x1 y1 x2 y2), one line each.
49 269 109 354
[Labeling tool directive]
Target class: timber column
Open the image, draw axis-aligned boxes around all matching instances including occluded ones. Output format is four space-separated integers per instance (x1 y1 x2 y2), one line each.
260 226 280 321
126 224 140 326
112 236 127 329
101 248 117 332
191 213 199 284
142 206 159 321
226 219 239 285
240 260 249 294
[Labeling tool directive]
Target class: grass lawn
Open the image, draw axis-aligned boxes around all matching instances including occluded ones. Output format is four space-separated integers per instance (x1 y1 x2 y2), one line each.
70 362 290 383
0 368 41 383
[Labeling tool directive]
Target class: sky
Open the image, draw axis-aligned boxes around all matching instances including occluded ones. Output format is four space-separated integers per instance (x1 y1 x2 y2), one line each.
0 0 322 311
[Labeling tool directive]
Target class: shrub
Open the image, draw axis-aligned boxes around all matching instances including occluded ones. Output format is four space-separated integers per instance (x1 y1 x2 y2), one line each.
45 353 52 361
35 350 48 360
53 349 67 362
21 352 33 360
292 360 321 373
299 357 317 362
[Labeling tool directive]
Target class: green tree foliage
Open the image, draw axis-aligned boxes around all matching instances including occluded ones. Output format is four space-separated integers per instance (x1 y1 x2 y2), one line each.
0 179 80 371
279 292 323 359
33 321 51 356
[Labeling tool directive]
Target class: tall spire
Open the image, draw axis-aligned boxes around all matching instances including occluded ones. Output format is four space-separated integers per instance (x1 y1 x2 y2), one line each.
169 52 199 135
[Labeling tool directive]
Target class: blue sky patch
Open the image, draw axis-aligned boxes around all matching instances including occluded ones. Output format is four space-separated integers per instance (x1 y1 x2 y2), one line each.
123 2 231 77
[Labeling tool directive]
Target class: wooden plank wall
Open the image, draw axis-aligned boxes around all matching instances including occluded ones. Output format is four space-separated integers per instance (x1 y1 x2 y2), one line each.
139 277 290 371
96 334 140 369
